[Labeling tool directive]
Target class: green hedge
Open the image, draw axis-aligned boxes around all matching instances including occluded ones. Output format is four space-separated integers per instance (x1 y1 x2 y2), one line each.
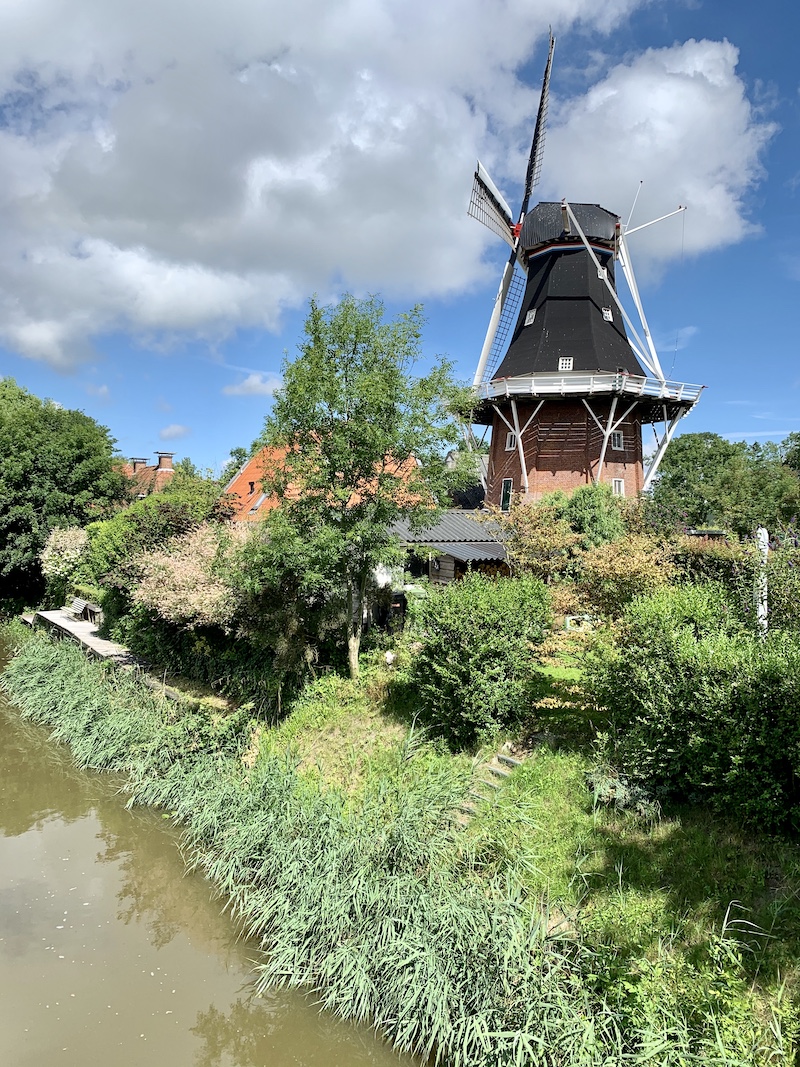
408 573 550 747
586 584 800 829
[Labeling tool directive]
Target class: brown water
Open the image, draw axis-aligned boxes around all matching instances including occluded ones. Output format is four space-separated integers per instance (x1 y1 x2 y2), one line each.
0 657 412 1067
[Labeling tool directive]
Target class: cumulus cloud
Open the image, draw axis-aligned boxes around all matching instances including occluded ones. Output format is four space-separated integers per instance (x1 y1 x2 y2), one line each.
0 2 776 368
222 372 282 397
159 423 190 440
541 40 777 271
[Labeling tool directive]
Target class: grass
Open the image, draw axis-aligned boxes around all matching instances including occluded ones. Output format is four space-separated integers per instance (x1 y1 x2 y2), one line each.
2 619 798 1065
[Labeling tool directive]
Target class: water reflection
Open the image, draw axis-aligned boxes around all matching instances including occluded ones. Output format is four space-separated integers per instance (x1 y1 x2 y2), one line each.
0 658 412 1067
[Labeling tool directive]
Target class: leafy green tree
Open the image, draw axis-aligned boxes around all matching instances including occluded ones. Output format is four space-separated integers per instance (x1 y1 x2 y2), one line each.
0 379 127 608
219 447 249 486
256 294 468 679
782 431 800 474
650 432 800 535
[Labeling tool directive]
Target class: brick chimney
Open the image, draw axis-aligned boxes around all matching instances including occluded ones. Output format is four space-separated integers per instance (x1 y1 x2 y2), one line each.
131 457 148 473
155 452 174 471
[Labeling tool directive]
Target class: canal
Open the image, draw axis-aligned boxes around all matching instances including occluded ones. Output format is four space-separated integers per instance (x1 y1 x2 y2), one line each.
0 642 412 1067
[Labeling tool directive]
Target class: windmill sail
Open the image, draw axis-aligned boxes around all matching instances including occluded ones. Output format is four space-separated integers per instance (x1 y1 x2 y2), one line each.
520 32 555 215
482 264 526 381
468 161 514 247
473 33 556 386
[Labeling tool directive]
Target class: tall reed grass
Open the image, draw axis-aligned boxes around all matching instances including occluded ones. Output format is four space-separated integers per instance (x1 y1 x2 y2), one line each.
1 623 792 1066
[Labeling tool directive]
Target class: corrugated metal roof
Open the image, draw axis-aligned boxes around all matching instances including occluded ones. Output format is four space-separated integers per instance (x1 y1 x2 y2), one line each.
391 510 502 544
437 542 507 562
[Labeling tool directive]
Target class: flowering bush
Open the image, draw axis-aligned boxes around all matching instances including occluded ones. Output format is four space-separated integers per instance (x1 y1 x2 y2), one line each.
131 524 244 631
40 526 90 581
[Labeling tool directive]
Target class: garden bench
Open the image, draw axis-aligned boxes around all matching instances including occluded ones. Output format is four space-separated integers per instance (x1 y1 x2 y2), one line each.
64 597 103 625
66 597 88 618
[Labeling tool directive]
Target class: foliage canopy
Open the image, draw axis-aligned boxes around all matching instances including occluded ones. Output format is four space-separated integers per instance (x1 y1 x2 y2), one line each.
0 378 127 607
256 293 469 677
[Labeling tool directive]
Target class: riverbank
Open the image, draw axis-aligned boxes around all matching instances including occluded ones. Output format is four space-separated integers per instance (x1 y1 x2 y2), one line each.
1 620 797 1065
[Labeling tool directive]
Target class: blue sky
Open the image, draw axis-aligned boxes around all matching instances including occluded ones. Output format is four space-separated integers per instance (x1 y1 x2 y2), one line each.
0 0 797 471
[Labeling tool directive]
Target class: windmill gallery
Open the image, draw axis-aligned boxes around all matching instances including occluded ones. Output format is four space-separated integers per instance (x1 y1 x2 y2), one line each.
468 36 704 509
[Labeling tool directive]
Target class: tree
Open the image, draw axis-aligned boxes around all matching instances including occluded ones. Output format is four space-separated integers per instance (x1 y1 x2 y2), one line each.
650 432 800 535
256 294 468 679
0 379 128 608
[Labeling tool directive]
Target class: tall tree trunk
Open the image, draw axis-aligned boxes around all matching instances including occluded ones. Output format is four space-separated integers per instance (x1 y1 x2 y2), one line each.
347 574 365 680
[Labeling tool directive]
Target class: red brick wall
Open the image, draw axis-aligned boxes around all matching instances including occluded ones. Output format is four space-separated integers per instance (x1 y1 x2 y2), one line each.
485 398 644 506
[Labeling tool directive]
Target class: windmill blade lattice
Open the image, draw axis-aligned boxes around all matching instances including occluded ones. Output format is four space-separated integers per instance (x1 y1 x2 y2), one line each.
481 264 526 382
468 165 514 248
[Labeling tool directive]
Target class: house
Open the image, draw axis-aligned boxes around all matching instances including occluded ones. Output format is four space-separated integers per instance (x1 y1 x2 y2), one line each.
224 445 420 522
224 447 287 521
121 452 175 496
225 449 505 585
391 511 507 584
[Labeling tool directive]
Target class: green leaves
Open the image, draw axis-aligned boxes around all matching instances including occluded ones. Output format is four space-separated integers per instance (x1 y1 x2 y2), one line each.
253 294 467 677
408 573 551 748
586 584 800 828
0 377 128 606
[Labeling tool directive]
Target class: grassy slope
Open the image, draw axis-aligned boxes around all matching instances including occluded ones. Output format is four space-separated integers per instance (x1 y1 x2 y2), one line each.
2 622 798 1064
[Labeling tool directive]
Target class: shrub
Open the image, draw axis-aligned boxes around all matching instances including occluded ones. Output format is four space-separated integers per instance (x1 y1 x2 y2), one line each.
488 498 580 581
585 583 800 829
131 523 244 631
766 542 800 631
580 534 674 617
39 525 90 606
408 573 550 747
562 483 625 548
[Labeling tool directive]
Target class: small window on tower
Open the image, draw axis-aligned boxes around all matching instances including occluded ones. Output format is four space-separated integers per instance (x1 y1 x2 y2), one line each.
612 478 625 497
524 308 537 327
602 307 613 322
610 431 624 451
500 478 513 512
505 431 516 451
558 357 573 371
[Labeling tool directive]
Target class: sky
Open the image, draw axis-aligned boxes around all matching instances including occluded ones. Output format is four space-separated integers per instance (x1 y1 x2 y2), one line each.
0 0 798 472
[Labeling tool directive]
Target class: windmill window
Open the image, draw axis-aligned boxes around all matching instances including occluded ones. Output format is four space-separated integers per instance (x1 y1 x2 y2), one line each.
500 478 513 512
524 308 537 327
612 478 625 497
602 307 613 322
610 431 624 451
558 357 573 371
505 431 516 451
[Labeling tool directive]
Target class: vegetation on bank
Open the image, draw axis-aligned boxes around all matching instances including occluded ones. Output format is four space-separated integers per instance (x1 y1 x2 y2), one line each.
2 620 798 1065
7 300 800 1064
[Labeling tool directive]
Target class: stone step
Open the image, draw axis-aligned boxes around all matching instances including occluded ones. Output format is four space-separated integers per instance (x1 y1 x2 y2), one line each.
486 764 512 780
458 801 478 816
476 777 501 790
497 752 524 769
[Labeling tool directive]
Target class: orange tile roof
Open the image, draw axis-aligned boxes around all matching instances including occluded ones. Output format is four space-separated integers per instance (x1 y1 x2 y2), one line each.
121 454 175 496
224 446 422 521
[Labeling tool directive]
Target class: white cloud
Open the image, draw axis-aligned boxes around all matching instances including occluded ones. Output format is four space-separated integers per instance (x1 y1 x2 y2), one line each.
159 423 190 440
541 40 776 272
222 372 282 397
0 4 776 368
86 382 110 399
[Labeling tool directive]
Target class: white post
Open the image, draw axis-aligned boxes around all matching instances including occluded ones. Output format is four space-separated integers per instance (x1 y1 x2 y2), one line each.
755 526 769 637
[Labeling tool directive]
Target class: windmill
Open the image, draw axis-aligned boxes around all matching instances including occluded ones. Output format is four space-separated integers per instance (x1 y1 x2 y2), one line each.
468 34 703 508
